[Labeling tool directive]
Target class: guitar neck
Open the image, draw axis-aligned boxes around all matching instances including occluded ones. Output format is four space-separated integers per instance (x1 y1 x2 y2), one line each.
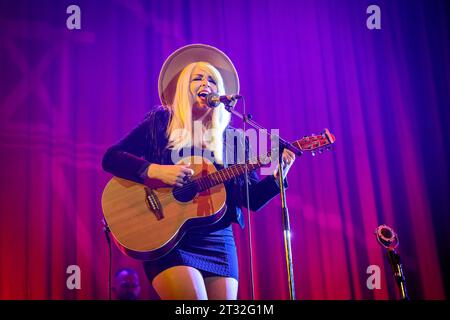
195 153 272 191
192 129 335 191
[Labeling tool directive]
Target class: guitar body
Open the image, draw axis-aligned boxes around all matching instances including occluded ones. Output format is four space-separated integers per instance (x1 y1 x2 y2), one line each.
101 155 227 261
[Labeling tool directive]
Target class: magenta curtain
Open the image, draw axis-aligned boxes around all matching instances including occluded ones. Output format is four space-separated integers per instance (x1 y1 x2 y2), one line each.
0 0 449 299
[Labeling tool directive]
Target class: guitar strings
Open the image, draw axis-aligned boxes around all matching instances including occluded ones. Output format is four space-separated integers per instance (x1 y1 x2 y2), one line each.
151 146 284 202
148 150 267 202
150 155 275 202
151 136 324 202
152 163 255 202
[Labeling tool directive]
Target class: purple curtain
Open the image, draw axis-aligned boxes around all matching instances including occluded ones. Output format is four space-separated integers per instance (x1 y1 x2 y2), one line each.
0 0 448 299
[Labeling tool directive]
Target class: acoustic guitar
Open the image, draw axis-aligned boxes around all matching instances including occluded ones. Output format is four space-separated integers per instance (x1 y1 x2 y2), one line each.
101 129 336 260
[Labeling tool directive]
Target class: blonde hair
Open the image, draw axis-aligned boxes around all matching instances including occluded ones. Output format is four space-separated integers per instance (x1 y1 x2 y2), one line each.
166 62 231 164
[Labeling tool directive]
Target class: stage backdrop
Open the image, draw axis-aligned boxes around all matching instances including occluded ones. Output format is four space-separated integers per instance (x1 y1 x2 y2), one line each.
0 0 449 299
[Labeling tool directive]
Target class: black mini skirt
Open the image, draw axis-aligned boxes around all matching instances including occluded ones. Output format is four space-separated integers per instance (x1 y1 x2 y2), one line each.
143 223 239 282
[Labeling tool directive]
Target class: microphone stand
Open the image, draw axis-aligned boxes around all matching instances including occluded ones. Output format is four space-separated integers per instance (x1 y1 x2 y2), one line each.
375 225 409 300
223 102 302 300
387 248 409 300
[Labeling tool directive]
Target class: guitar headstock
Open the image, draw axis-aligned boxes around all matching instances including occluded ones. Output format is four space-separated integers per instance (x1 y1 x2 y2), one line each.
292 128 336 155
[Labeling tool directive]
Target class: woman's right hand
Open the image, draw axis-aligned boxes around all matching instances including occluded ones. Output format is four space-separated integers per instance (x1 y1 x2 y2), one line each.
147 163 194 187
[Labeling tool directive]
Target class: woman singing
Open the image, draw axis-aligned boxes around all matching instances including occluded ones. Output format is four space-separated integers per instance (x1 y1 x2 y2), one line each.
102 44 295 300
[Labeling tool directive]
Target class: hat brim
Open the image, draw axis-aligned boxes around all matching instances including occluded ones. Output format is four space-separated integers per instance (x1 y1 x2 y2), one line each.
158 44 240 107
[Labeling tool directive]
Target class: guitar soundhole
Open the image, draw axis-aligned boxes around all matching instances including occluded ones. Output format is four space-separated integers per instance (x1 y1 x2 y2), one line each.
172 185 198 202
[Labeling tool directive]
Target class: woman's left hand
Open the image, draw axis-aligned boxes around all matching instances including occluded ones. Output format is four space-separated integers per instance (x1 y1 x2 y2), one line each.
273 149 296 180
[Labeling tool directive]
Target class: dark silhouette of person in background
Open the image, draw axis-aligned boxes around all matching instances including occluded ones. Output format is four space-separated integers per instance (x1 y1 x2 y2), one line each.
113 268 141 300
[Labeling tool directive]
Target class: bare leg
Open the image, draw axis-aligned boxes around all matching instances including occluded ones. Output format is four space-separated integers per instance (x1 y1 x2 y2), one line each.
152 266 208 300
204 276 238 300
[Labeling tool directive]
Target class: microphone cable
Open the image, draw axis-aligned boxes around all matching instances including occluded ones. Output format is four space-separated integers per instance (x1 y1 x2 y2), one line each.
241 97 256 301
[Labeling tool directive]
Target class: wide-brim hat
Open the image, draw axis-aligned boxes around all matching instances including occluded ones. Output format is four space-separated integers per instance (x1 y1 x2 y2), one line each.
158 44 240 107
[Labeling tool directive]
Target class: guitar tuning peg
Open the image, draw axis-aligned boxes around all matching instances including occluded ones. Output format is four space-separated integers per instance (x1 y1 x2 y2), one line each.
318 149 324 154
327 146 333 151
311 151 316 156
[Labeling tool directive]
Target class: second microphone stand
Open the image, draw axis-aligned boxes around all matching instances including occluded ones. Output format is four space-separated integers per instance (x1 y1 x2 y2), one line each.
223 102 302 300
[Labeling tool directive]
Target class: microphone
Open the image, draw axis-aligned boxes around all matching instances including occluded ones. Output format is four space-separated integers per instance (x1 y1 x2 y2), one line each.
206 93 242 108
375 224 399 249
